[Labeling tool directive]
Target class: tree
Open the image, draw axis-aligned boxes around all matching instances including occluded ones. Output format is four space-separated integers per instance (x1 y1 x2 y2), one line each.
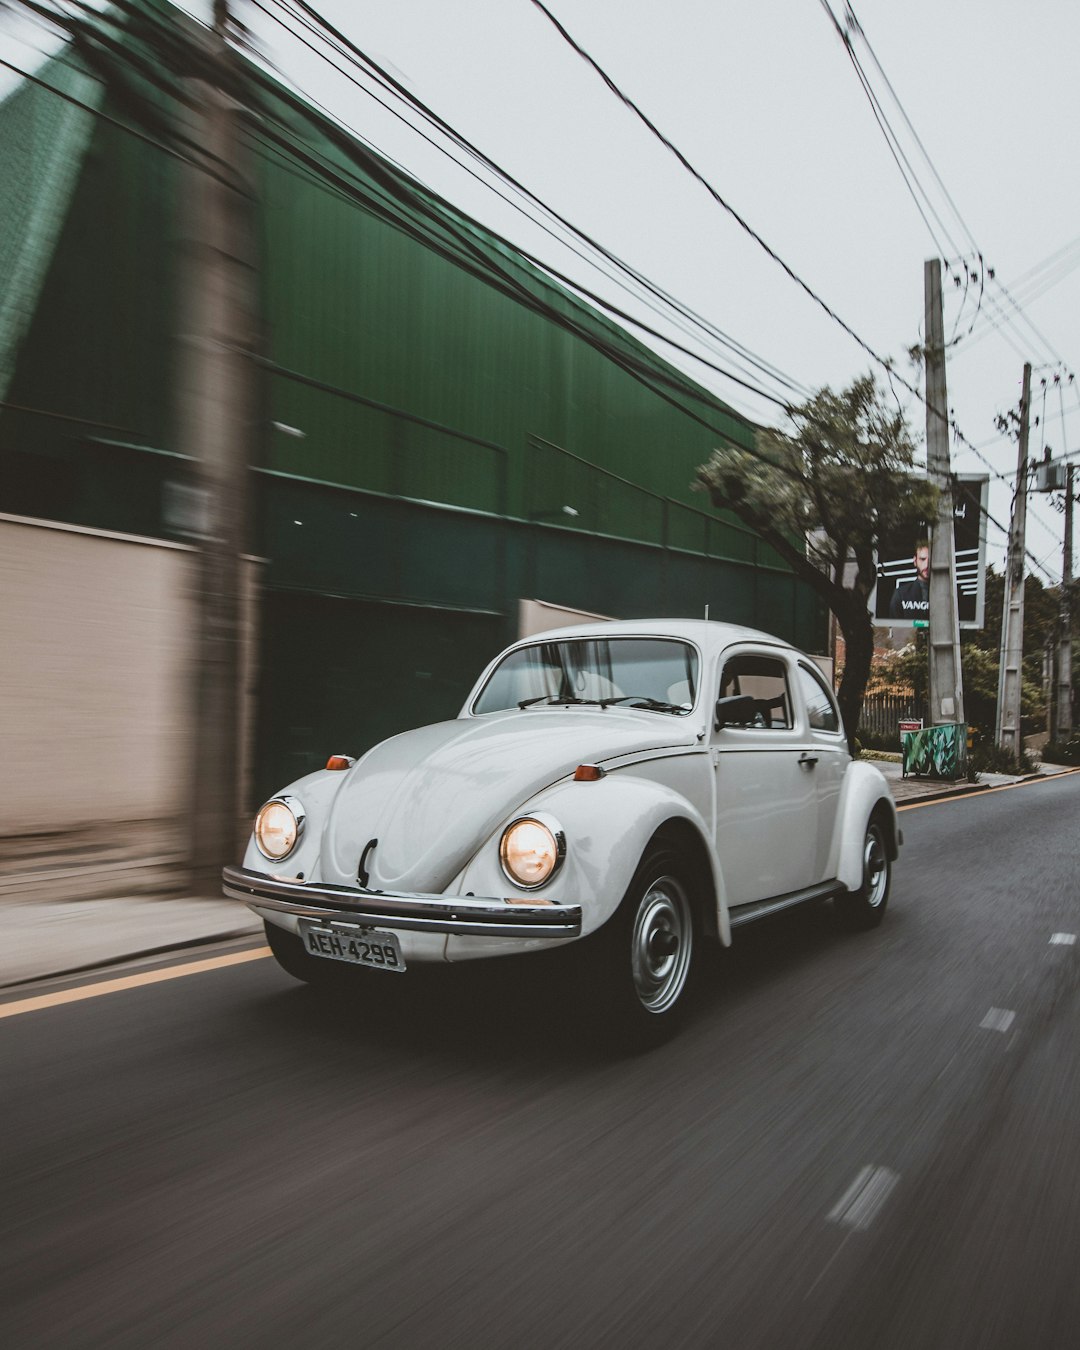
696 374 938 754
962 565 1060 737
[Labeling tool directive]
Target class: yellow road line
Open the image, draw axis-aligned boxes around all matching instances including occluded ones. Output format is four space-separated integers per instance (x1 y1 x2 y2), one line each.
0 947 272 1020
898 766 1080 812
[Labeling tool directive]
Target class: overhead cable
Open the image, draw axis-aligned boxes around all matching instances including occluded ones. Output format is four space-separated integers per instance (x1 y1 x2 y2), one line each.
260 0 808 408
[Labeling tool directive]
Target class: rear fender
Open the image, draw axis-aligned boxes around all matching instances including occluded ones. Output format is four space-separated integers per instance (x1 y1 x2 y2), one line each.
831 761 900 892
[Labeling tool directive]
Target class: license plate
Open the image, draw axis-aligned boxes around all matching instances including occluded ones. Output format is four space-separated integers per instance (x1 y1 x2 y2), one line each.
298 920 406 973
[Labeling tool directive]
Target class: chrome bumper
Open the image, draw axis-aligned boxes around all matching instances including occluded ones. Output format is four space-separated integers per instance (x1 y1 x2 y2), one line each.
222 865 583 939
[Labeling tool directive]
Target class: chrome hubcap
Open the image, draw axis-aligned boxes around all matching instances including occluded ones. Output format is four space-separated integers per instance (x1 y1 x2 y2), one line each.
863 826 888 908
630 876 692 1014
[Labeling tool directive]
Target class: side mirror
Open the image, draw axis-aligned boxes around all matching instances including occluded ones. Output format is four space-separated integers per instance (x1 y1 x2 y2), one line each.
714 693 756 730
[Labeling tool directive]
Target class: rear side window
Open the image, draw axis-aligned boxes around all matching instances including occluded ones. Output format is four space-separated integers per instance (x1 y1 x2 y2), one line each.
718 653 792 730
797 663 841 732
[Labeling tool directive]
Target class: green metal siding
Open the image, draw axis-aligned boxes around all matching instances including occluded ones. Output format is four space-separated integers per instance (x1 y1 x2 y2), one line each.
0 10 830 798
257 147 747 522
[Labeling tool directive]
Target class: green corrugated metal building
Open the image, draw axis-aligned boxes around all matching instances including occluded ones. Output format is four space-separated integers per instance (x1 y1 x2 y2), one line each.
0 1 826 802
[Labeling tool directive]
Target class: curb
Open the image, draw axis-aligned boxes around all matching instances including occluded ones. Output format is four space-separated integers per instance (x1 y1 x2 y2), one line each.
894 781 993 807
894 766 1079 808
0 924 262 994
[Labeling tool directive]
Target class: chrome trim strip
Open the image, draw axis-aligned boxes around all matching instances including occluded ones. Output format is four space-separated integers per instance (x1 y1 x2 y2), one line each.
223 865 582 939
728 880 840 928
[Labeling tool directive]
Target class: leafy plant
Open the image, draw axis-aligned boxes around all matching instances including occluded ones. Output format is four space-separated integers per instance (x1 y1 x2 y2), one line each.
969 742 1035 775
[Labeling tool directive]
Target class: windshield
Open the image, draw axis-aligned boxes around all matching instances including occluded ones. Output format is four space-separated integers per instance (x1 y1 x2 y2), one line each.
473 637 699 716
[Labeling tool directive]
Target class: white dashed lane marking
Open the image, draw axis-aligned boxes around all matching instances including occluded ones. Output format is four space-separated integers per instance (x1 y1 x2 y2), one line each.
980 1007 1016 1033
827 1165 899 1231
1050 933 1077 946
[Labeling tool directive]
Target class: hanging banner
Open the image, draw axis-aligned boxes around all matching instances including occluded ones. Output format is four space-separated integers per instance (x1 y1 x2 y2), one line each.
872 474 988 629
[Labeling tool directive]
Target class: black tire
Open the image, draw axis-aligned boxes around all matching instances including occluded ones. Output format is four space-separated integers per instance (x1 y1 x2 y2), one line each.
593 848 698 1049
836 815 891 930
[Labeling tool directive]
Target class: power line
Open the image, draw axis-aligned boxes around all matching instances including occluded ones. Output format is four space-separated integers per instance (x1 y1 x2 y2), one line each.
526 0 1052 553
243 105 800 445
840 2 982 257
256 0 810 410
0 53 239 189
12 2 1059 580
17 0 801 419
818 4 1074 377
817 0 962 264
817 3 994 348
528 0 926 394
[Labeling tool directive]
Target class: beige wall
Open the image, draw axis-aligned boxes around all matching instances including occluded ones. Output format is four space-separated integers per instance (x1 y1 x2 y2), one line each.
0 514 256 836
517 598 612 639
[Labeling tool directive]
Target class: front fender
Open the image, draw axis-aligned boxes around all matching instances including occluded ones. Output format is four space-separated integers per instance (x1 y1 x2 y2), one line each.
830 760 899 892
454 772 729 945
239 767 351 881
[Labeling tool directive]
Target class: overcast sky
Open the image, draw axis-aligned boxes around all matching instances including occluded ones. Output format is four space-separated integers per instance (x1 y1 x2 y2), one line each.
4 0 1078 581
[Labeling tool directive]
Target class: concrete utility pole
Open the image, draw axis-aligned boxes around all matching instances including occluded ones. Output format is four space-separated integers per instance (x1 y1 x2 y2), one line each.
176 0 259 888
995 363 1032 765
923 258 965 727
1057 462 1074 739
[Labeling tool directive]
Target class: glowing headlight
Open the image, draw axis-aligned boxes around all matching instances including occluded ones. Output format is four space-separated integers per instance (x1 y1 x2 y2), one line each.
254 796 304 860
499 815 565 890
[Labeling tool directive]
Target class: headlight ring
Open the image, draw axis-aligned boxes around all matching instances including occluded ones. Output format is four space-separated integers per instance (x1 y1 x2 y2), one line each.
254 795 306 861
499 813 566 890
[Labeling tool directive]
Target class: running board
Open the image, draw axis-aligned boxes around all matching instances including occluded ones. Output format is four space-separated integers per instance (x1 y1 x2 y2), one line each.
728 881 842 928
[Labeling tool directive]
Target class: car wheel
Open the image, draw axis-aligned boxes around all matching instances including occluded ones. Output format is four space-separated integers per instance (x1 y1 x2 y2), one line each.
596 849 697 1049
836 815 891 930
263 920 343 986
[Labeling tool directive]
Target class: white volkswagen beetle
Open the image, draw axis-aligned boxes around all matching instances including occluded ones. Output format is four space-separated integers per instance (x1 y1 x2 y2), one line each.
224 619 899 1044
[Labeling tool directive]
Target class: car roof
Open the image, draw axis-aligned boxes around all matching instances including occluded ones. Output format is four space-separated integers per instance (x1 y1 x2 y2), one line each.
506 618 802 659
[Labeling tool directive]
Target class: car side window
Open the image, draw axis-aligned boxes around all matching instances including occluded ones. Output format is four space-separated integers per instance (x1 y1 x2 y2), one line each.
797 662 841 733
718 653 792 730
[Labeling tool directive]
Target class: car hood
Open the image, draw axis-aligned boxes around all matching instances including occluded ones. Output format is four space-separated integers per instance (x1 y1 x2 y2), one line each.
320 710 696 893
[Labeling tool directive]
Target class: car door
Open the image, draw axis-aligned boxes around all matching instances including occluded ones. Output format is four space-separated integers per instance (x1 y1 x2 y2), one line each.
794 660 849 882
711 647 818 908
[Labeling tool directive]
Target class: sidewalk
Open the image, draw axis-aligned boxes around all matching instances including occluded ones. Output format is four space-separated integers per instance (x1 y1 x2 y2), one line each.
0 896 260 989
1 761 1075 990
872 756 1043 804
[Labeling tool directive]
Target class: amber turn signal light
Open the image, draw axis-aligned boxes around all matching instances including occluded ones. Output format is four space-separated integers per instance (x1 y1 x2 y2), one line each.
325 754 354 771
573 764 605 782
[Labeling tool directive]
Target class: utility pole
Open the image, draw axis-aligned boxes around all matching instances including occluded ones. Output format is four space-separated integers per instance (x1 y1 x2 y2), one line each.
995 363 1032 765
1057 462 1074 739
176 0 259 888
924 258 965 729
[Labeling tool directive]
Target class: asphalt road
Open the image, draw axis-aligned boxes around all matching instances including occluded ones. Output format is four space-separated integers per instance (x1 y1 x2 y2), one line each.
3 774 1080 1349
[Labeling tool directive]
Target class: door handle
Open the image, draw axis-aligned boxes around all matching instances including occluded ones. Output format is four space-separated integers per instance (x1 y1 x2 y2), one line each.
798 752 819 768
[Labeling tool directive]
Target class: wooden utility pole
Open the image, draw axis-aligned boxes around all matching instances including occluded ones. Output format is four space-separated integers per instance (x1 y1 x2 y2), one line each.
924 258 965 728
176 1 259 888
995 363 1032 765
1057 463 1074 740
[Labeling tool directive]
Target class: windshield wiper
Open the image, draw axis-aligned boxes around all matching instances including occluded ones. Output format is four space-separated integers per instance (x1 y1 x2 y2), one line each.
598 695 686 713
518 695 605 708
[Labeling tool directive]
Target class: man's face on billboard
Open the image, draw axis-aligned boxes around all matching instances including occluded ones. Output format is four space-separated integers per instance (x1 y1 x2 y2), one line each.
914 544 930 581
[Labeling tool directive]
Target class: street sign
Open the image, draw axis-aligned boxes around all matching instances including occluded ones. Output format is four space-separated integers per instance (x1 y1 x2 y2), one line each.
899 718 923 750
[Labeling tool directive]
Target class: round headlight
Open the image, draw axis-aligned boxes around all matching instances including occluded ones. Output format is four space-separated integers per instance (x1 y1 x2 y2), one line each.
254 797 304 860
499 815 565 890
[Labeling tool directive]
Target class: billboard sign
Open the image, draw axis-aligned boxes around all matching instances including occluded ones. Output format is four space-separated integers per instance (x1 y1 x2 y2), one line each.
872 474 988 629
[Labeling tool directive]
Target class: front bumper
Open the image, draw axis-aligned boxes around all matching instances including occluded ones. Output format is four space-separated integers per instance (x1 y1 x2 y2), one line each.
222 865 583 940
